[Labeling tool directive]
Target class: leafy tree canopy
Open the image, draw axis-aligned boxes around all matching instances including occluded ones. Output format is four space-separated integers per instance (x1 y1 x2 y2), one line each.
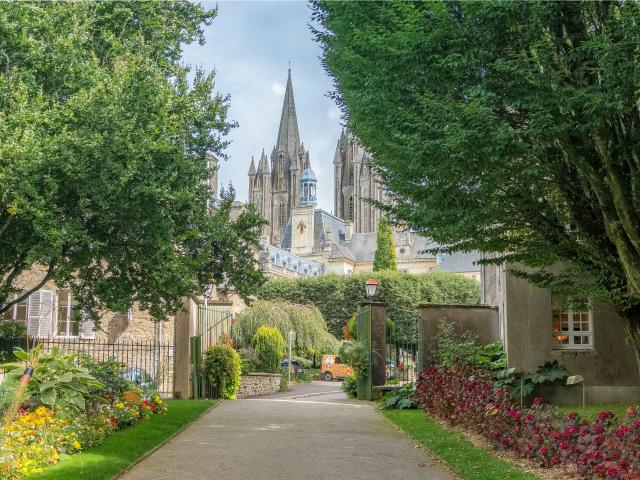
311 1 640 334
0 2 265 320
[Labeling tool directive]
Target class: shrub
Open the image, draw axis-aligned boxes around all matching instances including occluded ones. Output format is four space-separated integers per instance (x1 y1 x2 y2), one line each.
258 271 481 340
77 353 130 397
433 319 478 366
251 326 284 373
416 364 640 478
0 322 26 341
237 347 259 374
339 341 369 377
234 300 338 357
342 375 357 399
381 383 415 410
2 347 103 412
203 344 242 399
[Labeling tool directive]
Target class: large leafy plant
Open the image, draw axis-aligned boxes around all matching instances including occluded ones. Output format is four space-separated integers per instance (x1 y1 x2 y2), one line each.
202 344 241 399
381 382 415 410
497 361 568 398
3 347 103 411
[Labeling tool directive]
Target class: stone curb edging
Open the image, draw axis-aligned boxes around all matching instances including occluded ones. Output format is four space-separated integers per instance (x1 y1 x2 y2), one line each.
112 401 220 480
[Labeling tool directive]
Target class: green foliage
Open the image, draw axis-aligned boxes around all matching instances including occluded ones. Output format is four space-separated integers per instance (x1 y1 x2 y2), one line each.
237 347 259 375
234 300 339 357
474 342 507 372
373 219 397 272
381 383 416 410
279 368 289 392
497 361 568 399
3 347 103 411
342 375 358 399
251 326 284 374
339 341 369 377
312 1 640 336
0 321 26 340
0 1 265 322
434 320 478 367
202 344 241 399
77 353 130 397
258 272 480 341
348 315 396 342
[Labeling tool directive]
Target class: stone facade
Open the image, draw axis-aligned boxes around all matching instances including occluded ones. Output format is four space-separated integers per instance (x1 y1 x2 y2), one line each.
236 373 281 398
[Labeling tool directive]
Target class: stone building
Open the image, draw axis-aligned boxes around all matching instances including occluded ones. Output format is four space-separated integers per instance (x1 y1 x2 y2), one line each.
246 69 480 280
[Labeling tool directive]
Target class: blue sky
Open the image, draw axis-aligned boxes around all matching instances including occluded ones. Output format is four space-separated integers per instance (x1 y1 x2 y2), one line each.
182 1 341 212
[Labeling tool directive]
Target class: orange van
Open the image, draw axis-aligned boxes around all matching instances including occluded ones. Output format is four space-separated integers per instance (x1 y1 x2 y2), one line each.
321 354 354 381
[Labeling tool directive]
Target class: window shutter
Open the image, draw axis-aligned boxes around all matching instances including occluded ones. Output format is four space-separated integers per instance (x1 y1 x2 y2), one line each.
36 290 55 338
27 291 41 338
79 313 95 339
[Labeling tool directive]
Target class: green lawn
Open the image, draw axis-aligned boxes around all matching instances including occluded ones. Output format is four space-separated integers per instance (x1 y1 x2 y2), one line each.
555 403 631 420
383 409 538 480
30 400 216 480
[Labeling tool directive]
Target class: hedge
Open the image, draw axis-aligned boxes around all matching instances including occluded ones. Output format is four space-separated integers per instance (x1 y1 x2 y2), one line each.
257 271 480 340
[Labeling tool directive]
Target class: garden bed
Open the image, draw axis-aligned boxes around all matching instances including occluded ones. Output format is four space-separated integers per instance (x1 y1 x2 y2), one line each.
29 400 215 480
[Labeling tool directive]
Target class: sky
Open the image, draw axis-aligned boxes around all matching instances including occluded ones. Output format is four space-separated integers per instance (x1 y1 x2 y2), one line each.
182 1 342 212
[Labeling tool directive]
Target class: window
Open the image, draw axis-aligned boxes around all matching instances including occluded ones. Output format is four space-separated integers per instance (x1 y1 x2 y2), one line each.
552 298 593 349
278 203 286 227
2 294 29 324
57 291 80 337
348 196 354 220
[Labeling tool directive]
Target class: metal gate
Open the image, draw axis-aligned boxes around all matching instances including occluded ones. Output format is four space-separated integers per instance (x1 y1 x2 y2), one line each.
385 318 421 384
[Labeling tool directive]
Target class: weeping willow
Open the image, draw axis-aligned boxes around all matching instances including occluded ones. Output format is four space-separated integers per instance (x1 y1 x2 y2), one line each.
234 300 338 357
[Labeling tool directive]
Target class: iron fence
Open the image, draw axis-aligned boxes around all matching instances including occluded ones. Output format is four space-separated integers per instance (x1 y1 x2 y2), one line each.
0 337 174 397
386 339 420 384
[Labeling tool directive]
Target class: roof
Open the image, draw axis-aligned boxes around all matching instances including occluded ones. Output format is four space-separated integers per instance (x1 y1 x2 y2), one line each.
301 168 317 182
436 252 481 273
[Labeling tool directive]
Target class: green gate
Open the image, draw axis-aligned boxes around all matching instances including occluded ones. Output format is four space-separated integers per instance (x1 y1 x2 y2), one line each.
356 304 372 399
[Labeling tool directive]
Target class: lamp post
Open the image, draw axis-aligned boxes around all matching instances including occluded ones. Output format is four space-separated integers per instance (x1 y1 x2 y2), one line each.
365 278 378 298
288 330 296 390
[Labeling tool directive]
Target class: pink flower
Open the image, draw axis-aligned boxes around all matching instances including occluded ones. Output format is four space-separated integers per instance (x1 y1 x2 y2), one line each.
539 446 548 455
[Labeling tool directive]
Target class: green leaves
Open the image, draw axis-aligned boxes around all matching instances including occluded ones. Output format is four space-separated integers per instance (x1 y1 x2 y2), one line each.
373 219 397 272
0 2 264 321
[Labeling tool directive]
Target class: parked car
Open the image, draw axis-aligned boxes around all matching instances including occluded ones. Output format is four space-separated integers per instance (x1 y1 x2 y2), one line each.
122 368 156 390
281 358 305 374
320 354 353 381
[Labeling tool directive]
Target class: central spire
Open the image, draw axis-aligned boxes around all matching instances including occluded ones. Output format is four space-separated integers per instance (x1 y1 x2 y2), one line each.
275 68 301 162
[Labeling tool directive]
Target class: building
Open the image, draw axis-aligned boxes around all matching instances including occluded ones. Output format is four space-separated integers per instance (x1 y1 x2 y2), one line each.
247 69 481 280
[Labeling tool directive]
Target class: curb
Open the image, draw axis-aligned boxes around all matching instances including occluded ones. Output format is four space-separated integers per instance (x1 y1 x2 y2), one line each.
112 400 220 479
277 390 343 400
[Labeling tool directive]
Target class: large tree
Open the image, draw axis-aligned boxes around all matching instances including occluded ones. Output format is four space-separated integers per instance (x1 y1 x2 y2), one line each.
311 2 640 350
0 2 265 321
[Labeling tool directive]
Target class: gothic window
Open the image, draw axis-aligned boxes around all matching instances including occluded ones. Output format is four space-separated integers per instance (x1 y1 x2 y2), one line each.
348 196 354 220
278 203 286 227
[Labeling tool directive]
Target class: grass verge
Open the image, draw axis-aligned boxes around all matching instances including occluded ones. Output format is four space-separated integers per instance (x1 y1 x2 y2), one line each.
383 409 538 480
30 399 216 480
556 403 630 420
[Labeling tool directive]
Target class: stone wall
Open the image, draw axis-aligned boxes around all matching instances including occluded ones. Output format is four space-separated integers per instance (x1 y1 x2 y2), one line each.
236 373 281 398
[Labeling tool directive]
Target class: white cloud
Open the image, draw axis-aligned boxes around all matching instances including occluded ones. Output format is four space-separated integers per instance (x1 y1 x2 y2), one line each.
271 83 285 96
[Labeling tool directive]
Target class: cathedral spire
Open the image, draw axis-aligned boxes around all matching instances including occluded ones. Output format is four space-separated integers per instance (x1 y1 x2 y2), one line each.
257 148 269 174
248 156 256 175
275 68 302 163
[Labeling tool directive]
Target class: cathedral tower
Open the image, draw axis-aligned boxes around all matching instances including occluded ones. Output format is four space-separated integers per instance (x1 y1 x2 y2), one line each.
333 129 387 233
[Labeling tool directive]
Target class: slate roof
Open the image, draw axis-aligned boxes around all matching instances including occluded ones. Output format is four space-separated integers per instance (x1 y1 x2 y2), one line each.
436 252 481 273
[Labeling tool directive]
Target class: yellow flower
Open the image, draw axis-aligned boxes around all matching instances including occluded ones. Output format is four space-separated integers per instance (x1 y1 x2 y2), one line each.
72 440 81 450
115 402 125 409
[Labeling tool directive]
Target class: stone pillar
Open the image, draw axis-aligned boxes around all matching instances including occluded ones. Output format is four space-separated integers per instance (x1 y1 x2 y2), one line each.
369 302 387 387
173 297 198 399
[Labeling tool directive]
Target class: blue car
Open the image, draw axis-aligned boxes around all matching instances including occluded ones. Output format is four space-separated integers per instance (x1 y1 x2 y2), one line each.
280 358 305 374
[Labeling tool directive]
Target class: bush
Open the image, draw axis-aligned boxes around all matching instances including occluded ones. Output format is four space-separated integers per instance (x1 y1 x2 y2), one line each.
339 341 369 377
77 353 130 397
381 383 415 410
258 271 480 340
416 364 640 478
433 319 478 366
2 347 103 412
238 347 259 374
342 375 357 399
203 344 242 399
234 300 338 357
251 326 284 374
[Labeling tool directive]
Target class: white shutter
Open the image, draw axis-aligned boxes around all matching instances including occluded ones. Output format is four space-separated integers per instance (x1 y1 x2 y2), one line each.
79 312 95 339
27 291 41 338
37 290 55 338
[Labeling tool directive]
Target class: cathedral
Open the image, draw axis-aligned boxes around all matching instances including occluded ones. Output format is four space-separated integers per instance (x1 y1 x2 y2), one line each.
246 69 480 280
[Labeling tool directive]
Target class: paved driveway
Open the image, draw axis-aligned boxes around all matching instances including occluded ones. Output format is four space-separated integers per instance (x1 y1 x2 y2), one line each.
119 382 455 480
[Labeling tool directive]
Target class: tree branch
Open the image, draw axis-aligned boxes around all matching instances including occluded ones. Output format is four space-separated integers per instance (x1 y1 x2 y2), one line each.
0 261 56 314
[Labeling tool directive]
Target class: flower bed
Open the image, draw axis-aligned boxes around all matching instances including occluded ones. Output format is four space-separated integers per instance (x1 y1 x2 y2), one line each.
0 395 167 479
416 365 640 479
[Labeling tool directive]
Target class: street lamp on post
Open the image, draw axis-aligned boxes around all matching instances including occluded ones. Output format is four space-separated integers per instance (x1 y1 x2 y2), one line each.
365 278 378 298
